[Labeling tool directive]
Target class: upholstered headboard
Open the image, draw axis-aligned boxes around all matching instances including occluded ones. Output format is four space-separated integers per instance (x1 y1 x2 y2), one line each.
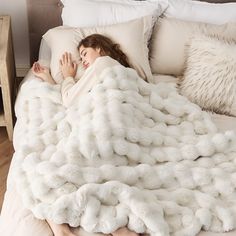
26 0 236 65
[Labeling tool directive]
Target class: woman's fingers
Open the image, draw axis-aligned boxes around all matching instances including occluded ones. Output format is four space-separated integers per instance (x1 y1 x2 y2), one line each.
73 62 77 71
65 52 71 64
60 55 66 66
61 52 67 64
68 53 72 64
65 52 72 64
37 64 41 72
62 53 66 64
36 63 44 73
33 62 48 74
38 64 43 72
35 63 39 73
32 63 36 71
61 52 73 65
65 52 68 63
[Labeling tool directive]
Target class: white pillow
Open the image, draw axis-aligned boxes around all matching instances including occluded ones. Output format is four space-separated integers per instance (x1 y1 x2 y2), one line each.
179 35 236 116
149 17 236 76
165 0 236 24
43 16 154 83
61 0 168 27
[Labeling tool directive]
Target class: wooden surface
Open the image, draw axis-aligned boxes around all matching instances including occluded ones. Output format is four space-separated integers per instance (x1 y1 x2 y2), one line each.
0 15 16 141
0 127 13 210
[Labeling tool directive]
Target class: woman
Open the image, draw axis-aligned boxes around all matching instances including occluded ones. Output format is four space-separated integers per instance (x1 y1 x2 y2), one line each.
33 34 138 236
33 34 130 106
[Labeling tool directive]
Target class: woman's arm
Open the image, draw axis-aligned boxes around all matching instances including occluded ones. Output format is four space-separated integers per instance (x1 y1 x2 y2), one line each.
61 76 77 106
59 52 79 106
61 56 120 107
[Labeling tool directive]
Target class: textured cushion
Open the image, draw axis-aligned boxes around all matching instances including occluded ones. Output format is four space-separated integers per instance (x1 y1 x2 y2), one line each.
178 35 236 116
149 17 236 76
43 16 154 83
61 0 168 28
165 0 236 24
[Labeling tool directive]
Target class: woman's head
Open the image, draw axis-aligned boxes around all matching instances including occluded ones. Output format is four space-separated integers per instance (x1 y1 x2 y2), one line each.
78 34 130 69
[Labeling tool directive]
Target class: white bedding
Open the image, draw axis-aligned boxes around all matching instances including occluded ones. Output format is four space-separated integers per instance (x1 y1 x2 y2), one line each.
1 40 236 236
152 75 236 133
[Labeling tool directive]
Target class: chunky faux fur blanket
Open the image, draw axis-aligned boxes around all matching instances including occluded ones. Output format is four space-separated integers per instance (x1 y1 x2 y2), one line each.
13 65 236 236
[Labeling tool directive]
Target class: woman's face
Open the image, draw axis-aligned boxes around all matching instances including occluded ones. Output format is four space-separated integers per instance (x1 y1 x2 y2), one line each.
79 45 101 69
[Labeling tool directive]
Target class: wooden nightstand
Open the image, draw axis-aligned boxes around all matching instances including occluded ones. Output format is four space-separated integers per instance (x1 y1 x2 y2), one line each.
0 16 16 141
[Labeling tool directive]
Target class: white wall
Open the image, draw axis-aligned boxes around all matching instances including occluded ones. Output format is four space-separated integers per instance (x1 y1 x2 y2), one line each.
0 0 30 76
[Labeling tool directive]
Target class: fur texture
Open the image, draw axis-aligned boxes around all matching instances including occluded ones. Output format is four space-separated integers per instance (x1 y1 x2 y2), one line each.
179 35 236 116
13 65 236 236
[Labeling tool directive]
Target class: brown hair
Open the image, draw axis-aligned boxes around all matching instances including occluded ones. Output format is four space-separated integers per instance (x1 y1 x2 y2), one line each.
78 34 131 68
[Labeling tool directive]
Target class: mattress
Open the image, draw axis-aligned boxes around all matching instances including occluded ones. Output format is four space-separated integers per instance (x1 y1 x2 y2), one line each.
1 39 236 236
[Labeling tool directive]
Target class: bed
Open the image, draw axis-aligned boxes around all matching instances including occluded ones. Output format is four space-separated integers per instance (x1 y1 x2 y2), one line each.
0 0 236 236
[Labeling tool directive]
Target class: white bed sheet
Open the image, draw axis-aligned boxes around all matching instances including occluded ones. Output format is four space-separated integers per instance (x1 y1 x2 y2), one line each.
1 40 236 236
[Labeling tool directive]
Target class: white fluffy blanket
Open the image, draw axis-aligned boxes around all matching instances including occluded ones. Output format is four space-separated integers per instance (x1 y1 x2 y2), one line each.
13 65 236 236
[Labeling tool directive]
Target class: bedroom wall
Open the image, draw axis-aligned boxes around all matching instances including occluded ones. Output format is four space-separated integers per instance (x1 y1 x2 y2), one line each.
0 0 30 76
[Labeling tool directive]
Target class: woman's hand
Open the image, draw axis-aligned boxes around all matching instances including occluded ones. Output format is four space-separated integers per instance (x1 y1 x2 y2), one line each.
32 62 50 80
32 62 55 84
60 52 78 79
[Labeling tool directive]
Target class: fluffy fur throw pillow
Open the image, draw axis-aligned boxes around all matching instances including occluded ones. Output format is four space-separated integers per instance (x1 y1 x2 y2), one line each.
178 35 236 116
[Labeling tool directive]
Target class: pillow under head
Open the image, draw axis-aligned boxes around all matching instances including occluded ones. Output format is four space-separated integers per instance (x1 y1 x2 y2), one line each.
178 35 236 116
43 16 154 83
